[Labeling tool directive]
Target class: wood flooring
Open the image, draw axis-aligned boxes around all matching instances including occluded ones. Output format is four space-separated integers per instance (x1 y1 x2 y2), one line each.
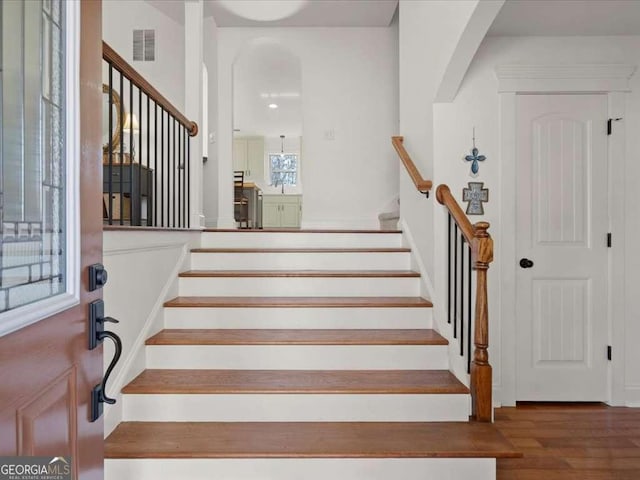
495 403 640 480
164 296 434 308
146 328 448 345
121 369 469 394
178 270 420 278
105 421 520 459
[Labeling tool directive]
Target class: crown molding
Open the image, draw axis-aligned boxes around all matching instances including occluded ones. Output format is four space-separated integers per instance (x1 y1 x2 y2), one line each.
495 64 637 92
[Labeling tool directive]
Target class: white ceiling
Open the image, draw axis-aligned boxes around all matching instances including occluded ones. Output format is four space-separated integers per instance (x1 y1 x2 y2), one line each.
144 0 185 24
489 0 640 36
145 0 398 27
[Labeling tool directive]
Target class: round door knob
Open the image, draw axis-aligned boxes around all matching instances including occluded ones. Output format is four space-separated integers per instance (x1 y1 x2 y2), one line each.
519 258 534 269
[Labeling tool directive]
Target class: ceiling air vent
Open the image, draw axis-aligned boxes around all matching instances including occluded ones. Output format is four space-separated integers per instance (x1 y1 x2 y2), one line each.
133 29 155 62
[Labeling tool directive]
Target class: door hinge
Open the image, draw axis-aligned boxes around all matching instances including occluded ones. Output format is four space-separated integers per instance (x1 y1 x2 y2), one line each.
607 345 612 361
607 232 612 248
607 117 623 135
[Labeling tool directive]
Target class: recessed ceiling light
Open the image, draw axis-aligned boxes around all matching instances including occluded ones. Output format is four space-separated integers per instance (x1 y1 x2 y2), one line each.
268 103 278 109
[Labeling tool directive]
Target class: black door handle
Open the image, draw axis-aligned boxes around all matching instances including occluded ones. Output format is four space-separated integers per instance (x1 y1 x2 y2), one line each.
519 258 534 268
88 300 123 422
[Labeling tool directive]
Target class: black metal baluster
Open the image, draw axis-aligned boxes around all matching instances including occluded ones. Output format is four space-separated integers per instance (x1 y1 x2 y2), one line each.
154 102 158 227
129 80 133 225
178 124 182 228
183 126 187 227
172 117 176 228
138 86 142 226
108 63 113 225
167 111 171 226
119 73 124 225
453 224 458 339
447 214 452 325
146 95 151 225
160 108 164 227
460 235 465 357
467 242 473 374
167 112 171 227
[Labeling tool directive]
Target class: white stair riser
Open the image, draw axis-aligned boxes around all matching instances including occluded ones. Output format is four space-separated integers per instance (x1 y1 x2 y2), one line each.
201 232 403 249
106 458 495 480
163 307 433 329
178 277 420 297
146 345 448 370
191 252 411 270
123 394 470 422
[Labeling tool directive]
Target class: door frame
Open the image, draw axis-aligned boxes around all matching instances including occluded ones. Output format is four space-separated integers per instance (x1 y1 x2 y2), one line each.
496 64 635 406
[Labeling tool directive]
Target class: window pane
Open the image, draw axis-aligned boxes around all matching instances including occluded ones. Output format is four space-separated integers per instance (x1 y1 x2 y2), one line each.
0 0 66 313
269 153 298 186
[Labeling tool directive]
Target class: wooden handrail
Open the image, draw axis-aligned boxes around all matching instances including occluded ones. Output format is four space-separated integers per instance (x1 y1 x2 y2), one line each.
391 136 432 195
436 185 475 244
436 184 493 422
103 41 198 137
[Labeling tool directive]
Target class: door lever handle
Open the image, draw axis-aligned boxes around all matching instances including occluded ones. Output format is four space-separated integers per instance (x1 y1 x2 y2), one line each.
88 300 124 422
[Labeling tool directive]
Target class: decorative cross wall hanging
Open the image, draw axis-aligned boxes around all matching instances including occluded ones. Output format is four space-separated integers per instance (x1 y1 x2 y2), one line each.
463 182 489 215
464 127 486 176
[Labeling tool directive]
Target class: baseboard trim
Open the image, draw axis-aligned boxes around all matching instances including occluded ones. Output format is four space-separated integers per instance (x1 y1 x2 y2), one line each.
625 386 640 407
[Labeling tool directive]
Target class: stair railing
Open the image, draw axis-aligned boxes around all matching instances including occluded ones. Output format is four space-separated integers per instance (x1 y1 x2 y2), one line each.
102 41 198 228
436 184 493 422
391 136 432 196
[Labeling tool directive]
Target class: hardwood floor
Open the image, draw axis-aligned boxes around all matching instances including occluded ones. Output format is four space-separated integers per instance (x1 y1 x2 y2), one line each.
495 403 640 480
106 421 520 459
146 328 448 345
178 270 421 278
122 369 469 394
164 296 434 308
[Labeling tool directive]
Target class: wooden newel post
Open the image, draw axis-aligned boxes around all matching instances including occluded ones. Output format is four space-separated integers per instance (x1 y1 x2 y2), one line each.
471 221 493 422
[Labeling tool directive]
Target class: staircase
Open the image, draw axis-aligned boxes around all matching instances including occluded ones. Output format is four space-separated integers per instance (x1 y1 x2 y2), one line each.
105 229 517 479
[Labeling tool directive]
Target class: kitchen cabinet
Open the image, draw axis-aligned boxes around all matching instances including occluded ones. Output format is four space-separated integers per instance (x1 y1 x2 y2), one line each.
262 195 301 228
233 137 264 181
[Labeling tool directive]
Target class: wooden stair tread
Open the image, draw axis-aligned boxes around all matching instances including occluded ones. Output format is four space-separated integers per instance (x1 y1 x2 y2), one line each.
105 421 520 459
164 296 433 308
146 329 447 346
122 369 467 394
203 229 402 234
179 270 420 278
192 247 411 253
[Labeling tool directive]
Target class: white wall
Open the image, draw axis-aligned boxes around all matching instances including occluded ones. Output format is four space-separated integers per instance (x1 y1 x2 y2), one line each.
431 34 640 406
216 27 399 229
398 0 479 280
203 16 219 227
102 230 201 436
102 0 185 112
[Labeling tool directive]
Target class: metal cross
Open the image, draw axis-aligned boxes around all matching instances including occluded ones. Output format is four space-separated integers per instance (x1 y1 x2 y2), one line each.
462 182 489 215
464 127 486 175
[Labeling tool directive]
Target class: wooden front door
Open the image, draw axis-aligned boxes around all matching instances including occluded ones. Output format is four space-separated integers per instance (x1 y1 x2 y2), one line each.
516 94 609 401
0 1 104 478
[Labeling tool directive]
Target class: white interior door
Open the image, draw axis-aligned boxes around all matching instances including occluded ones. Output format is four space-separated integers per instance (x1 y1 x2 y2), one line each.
516 94 609 401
